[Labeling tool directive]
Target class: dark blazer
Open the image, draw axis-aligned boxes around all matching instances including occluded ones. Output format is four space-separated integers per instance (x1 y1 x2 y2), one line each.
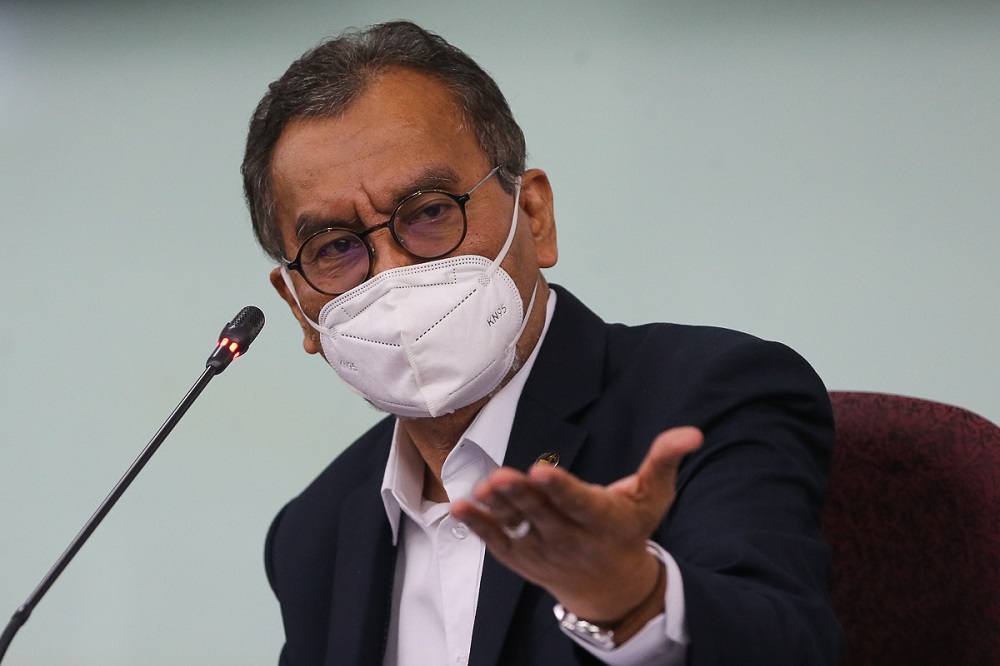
266 285 841 665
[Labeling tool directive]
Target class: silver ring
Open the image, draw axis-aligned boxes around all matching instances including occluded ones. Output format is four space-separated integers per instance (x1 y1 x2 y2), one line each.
501 519 531 540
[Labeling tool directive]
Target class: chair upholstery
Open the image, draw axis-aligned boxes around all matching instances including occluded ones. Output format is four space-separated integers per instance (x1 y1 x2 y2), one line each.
823 391 1000 665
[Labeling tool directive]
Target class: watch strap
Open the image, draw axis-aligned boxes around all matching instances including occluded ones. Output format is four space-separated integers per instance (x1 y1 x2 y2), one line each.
553 604 616 650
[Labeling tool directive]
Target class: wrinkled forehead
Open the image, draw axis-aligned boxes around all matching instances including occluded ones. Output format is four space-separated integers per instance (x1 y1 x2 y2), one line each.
267 69 492 253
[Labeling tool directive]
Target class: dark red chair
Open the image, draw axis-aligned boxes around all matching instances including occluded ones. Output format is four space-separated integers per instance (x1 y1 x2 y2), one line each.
823 391 1000 665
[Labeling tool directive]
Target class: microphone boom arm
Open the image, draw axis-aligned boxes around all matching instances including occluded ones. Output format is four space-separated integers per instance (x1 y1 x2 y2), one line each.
0 306 263 662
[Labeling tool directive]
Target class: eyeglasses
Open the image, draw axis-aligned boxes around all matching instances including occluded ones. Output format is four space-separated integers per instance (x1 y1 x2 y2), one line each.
285 166 501 296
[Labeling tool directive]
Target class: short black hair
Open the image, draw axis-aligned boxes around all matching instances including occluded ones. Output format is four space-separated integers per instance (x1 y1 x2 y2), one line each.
242 20 526 261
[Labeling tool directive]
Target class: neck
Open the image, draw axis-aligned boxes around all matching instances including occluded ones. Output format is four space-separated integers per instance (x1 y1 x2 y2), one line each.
401 279 551 503
400 399 485 503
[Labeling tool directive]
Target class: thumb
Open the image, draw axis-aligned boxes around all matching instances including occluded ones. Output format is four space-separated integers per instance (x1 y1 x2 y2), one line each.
615 426 703 508
644 426 703 479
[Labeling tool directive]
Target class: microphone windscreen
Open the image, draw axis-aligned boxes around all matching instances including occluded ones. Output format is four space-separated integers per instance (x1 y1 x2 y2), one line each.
207 306 265 372
223 306 265 348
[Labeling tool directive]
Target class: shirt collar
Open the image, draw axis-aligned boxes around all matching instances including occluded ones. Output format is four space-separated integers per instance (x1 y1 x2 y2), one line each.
381 288 557 544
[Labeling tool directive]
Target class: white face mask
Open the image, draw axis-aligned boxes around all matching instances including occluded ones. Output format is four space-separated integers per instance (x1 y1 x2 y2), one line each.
282 176 537 418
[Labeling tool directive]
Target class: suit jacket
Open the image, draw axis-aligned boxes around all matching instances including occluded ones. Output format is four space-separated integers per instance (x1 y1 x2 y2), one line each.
265 285 841 665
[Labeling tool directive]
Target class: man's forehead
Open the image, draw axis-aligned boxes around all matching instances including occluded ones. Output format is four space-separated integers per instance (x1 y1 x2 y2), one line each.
290 164 465 240
268 68 490 249
272 112 476 197
271 70 477 182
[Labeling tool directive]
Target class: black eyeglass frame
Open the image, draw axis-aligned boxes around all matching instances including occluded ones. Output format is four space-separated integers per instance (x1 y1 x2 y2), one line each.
285 166 501 296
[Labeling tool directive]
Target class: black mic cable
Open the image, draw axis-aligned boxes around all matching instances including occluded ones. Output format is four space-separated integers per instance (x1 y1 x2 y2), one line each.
0 306 265 662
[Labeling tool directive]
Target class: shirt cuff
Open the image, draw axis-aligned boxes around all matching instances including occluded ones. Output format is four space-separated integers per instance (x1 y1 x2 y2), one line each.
556 541 688 666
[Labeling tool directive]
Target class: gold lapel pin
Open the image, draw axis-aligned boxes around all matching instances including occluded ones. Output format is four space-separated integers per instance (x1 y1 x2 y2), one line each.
534 451 560 467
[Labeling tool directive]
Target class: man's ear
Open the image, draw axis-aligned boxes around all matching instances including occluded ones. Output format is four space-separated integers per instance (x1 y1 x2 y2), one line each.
518 168 558 269
269 267 322 355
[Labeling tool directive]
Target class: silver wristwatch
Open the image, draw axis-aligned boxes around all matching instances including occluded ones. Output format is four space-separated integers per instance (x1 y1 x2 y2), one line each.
553 604 616 650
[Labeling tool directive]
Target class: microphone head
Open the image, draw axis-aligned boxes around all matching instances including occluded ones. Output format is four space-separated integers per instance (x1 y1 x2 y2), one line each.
223 306 266 346
206 306 265 373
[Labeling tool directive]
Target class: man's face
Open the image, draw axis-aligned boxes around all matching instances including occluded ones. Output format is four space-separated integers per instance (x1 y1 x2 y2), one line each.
268 67 556 358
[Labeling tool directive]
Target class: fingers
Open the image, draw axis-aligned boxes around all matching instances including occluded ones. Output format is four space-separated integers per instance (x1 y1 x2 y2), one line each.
450 426 703 629
455 426 704 539
526 464 611 524
450 468 546 552
523 426 703 524
467 468 583 539
450 497 514 546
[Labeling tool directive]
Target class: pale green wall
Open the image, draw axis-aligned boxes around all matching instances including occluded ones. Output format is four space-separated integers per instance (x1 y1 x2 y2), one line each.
1 1 997 663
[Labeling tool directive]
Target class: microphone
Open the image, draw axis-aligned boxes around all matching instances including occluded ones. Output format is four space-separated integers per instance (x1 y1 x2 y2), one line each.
207 306 266 373
0 306 265 662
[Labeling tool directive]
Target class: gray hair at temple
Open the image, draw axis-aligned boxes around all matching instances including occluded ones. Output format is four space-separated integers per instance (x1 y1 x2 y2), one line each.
241 20 527 262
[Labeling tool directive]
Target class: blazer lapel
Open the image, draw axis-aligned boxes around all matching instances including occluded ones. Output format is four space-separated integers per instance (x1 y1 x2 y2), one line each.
469 285 608 666
325 471 397 666
470 398 589 666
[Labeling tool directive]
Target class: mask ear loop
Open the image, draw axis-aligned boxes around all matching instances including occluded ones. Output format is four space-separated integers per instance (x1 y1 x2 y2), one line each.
279 265 333 336
483 174 539 351
485 175 523 280
507 280 538 354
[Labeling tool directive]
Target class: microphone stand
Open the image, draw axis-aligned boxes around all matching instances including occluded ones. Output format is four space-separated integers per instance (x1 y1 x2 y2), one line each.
0 368 215 661
0 305 263 663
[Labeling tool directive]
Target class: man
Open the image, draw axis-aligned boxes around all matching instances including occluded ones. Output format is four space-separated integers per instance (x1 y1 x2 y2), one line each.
243 20 840 666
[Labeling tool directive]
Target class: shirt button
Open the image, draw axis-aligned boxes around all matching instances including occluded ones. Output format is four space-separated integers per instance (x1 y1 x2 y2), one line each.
450 522 469 540
457 655 468 665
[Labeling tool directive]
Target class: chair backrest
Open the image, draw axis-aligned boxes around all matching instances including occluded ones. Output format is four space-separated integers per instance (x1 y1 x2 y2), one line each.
823 391 1000 665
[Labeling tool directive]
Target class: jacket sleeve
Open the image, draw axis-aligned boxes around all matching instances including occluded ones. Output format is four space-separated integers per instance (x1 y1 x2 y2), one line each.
660 338 841 665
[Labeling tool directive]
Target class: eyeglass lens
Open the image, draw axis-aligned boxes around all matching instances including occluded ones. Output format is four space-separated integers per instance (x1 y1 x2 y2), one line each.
299 191 466 294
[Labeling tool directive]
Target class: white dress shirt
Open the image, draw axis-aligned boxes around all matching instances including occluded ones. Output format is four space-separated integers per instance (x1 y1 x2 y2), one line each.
380 290 688 665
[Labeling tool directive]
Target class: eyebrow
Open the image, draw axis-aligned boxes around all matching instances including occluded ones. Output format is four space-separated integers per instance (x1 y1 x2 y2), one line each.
293 165 464 243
